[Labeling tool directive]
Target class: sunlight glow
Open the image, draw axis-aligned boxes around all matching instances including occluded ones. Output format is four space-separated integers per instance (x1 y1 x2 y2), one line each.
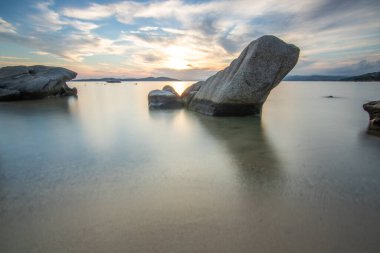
164 46 191 70
171 82 188 95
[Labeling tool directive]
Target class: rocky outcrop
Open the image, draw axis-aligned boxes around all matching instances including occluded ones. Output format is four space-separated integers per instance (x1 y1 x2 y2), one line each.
363 101 380 133
0 65 77 101
182 35 300 116
148 86 184 109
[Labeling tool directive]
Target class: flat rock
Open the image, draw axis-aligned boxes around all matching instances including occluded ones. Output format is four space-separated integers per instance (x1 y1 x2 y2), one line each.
0 65 77 101
148 86 184 109
183 35 300 116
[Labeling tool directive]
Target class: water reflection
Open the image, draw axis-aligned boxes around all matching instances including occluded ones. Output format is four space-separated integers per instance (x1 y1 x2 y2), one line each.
193 115 283 191
365 125 380 137
148 108 183 121
0 97 75 116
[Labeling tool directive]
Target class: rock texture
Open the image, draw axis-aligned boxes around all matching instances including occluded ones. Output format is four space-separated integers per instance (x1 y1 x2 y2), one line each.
182 35 300 116
148 86 184 109
0 65 77 101
363 101 380 133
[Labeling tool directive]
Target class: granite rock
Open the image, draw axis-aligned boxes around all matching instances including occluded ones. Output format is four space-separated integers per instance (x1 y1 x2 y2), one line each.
183 35 300 116
0 65 77 101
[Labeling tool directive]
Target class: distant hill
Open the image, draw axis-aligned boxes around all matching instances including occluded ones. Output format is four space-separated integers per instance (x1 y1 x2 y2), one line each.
340 71 380 81
73 77 180 82
285 71 380 81
284 75 347 81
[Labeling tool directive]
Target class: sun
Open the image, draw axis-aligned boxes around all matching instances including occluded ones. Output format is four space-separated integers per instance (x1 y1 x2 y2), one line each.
164 46 192 70
171 82 187 95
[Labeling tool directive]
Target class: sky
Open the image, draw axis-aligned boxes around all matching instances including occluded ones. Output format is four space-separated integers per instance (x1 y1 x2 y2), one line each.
0 0 379 80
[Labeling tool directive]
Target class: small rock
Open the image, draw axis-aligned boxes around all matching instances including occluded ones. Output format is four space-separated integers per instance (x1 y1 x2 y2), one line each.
148 86 184 109
162 85 180 97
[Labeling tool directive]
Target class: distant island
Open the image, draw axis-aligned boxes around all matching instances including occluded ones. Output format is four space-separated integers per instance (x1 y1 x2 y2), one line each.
341 71 380 81
284 75 346 81
72 77 180 82
73 71 380 83
285 71 380 81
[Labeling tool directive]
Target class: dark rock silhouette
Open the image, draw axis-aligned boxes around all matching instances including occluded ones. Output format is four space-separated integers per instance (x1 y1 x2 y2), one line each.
0 65 77 101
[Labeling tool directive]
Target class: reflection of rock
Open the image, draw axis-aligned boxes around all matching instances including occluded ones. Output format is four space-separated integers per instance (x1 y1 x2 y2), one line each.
363 101 380 135
194 115 281 184
183 35 299 116
148 86 184 109
0 96 74 116
0 65 77 101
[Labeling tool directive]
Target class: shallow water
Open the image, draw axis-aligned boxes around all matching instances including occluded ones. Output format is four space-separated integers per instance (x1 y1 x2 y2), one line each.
0 81 379 253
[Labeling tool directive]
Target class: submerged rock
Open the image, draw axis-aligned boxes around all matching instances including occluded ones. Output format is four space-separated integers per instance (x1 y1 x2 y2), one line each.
0 65 77 101
363 101 380 133
148 86 184 109
183 35 300 116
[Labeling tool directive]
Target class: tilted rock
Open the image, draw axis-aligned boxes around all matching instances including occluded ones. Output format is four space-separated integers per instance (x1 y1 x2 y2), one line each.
363 101 380 133
148 86 184 109
183 35 300 116
0 65 77 101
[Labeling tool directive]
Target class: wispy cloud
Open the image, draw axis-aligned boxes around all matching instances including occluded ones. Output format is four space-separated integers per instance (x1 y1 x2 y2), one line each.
0 17 17 33
0 56 29 60
61 3 115 20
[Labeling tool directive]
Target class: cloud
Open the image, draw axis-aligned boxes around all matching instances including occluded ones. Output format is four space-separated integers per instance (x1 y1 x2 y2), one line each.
0 56 29 60
1 0 380 78
142 54 162 63
30 1 65 31
139 26 159 31
0 17 17 33
29 1 100 32
61 3 115 20
326 59 380 76
68 20 100 32
31 51 50 55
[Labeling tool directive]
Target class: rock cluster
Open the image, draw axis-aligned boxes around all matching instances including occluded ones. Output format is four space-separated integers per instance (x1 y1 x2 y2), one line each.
148 35 300 116
0 65 77 101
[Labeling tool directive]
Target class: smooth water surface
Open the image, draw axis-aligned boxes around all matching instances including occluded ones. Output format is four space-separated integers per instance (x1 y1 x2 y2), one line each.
1 81 379 252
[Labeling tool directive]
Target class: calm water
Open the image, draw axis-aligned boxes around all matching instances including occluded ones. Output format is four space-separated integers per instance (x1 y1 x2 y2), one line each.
0 81 379 253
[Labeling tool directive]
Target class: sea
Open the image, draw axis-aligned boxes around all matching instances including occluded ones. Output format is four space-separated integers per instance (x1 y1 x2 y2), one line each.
0 81 379 252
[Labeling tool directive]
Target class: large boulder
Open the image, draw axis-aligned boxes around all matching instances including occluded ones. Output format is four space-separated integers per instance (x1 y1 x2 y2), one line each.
148 86 184 109
183 35 300 116
0 65 77 101
363 101 380 133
